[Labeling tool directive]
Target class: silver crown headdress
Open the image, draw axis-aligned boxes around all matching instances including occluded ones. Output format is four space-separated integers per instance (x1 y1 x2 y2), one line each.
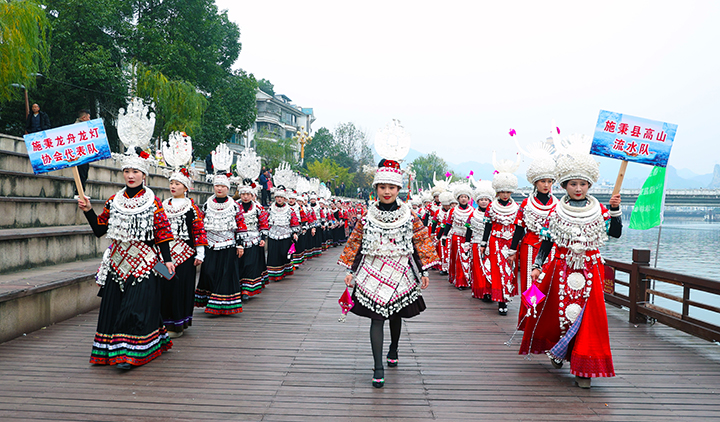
373 119 410 188
273 162 297 197
309 178 320 198
439 191 454 206
318 182 332 200
470 177 496 201
431 172 451 195
296 177 311 195
513 125 557 185
209 144 237 188
235 147 262 195
162 131 195 189
449 180 473 201
554 133 599 185
113 97 156 175
492 151 521 193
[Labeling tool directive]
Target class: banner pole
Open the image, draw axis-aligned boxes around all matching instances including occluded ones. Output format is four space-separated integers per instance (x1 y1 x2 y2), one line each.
653 225 662 268
612 160 628 196
72 166 88 208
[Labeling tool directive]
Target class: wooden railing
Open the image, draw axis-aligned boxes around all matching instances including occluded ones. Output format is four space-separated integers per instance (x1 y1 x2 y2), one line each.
604 249 720 342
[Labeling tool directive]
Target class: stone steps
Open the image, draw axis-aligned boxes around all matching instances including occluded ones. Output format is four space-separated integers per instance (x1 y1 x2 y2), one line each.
0 168 210 202
0 225 109 274
0 197 110 228
0 132 211 343
0 257 101 343
0 150 213 197
0 136 213 271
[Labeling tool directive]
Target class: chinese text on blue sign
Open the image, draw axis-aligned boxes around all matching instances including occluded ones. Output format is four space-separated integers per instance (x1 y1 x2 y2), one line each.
23 119 112 174
590 110 677 167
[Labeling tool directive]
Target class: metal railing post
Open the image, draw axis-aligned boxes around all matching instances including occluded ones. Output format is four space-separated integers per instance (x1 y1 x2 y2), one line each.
628 249 651 323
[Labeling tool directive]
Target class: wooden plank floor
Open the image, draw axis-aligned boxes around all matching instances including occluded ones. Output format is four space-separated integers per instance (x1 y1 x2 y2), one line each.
1 248 719 421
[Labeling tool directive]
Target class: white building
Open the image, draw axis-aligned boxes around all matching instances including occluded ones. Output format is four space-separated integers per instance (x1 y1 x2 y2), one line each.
228 89 315 156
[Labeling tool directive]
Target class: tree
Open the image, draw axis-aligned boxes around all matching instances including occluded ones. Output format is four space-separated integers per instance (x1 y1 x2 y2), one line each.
193 100 232 160
192 69 257 159
213 69 258 133
258 78 274 96
303 127 334 164
131 0 241 92
333 122 369 172
306 158 352 188
0 0 50 103
136 65 208 140
411 152 452 188
255 128 299 171
23 0 130 149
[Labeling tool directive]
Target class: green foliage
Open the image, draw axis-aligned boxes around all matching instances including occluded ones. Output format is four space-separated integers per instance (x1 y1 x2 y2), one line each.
193 102 232 160
255 128 299 170
303 127 334 163
411 152 452 188
0 0 50 103
136 65 208 140
19 0 130 148
301 124 374 196
191 71 258 160
0 0 255 157
306 158 352 187
214 70 258 132
131 0 240 92
258 79 274 96
333 122 371 172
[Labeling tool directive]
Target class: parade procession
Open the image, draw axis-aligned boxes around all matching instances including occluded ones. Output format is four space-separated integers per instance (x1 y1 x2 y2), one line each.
60 99 625 392
4 1 720 420
66 97 363 369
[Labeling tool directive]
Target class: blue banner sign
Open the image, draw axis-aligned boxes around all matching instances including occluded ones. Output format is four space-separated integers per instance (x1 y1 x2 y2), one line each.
24 119 111 174
590 110 677 167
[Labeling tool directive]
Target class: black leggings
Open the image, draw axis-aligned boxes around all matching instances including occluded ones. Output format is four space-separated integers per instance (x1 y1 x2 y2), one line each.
370 316 402 370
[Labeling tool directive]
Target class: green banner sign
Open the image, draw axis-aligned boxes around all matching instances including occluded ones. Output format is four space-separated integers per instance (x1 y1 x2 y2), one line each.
629 166 666 230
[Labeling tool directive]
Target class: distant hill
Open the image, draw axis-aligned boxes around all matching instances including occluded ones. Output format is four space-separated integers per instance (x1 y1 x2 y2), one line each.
708 164 720 189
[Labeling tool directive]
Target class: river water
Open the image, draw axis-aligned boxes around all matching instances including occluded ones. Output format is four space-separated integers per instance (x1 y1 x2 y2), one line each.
599 219 720 326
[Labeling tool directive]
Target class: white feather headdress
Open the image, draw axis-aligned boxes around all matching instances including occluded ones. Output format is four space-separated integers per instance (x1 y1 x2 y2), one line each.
273 162 297 197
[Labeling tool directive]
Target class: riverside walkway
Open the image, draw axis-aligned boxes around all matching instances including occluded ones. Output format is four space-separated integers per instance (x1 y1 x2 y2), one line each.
0 250 719 421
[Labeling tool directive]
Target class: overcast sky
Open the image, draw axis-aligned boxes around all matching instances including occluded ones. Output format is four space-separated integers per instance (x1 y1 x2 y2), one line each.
217 0 720 175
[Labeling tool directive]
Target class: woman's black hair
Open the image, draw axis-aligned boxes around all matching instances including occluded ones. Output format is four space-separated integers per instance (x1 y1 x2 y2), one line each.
560 180 592 189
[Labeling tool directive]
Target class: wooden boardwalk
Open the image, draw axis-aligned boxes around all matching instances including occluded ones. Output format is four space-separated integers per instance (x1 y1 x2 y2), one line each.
1 249 719 421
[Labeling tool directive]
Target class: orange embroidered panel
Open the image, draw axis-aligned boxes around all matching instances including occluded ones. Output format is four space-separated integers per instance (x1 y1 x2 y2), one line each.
411 214 440 269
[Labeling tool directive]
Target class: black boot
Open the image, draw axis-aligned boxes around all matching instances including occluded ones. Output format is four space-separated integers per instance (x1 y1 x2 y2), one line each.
498 302 508 316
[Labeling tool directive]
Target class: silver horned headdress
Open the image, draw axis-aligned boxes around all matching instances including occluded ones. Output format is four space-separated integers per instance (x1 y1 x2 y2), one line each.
113 97 156 175
162 131 195 189
373 119 410 188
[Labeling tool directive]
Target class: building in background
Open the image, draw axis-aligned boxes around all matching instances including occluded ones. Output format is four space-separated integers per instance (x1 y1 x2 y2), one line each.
228 89 315 158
